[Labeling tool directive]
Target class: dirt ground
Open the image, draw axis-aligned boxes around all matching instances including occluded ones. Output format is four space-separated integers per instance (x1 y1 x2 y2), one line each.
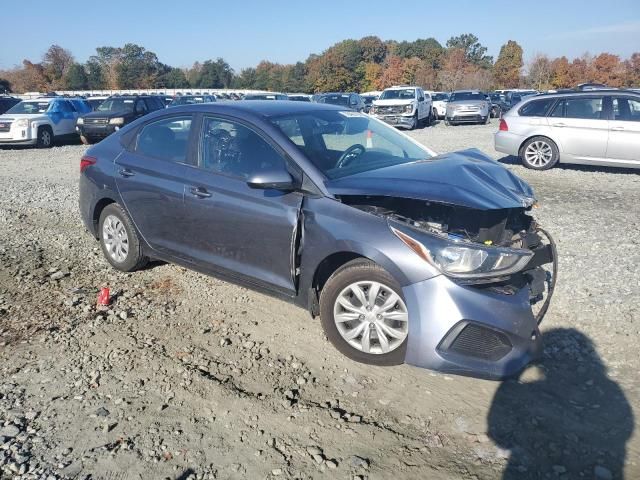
1 121 638 480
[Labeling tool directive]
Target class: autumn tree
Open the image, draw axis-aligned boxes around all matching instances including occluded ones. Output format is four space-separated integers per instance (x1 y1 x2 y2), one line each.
592 53 626 87
527 54 553 90
493 40 523 88
358 36 387 64
42 45 75 89
446 34 492 68
624 53 640 87
438 48 469 91
378 56 405 89
550 56 571 89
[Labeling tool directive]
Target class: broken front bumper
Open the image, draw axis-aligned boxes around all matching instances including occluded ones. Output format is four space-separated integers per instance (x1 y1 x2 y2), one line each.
372 114 415 128
402 271 546 380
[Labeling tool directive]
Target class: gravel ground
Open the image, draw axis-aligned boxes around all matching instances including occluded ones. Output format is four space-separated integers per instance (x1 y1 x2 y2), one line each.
0 122 638 480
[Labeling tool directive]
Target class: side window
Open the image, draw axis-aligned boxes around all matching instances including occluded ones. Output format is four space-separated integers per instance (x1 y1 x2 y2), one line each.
136 116 192 163
519 99 556 117
144 98 158 111
613 97 640 122
58 100 74 113
200 117 286 179
564 97 604 119
135 100 148 114
549 100 564 118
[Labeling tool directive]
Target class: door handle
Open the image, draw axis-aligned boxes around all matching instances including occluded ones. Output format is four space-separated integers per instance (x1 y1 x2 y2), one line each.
611 126 625 131
551 122 566 127
190 187 212 198
118 168 135 177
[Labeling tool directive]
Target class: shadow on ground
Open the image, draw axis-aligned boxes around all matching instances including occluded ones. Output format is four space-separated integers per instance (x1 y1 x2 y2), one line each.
488 328 633 479
496 154 640 175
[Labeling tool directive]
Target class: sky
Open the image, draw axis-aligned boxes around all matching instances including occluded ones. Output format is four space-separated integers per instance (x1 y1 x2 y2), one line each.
1 0 639 71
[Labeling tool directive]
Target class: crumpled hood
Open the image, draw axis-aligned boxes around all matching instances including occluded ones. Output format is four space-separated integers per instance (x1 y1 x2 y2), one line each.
372 99 415 106
325 149 536 210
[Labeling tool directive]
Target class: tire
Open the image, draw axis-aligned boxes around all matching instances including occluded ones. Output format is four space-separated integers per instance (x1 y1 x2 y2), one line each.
98 203 148 272
80 135 94 145
490 106 500 118
410 112 418 130
36 126 53 148
426 110 432 127
483 115 490 125
432 108 438 122
444 119 451 126
520 136 560 170
319 259 408 366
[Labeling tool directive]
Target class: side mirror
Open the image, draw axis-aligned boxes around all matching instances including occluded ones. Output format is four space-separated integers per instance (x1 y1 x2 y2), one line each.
247 169 295 191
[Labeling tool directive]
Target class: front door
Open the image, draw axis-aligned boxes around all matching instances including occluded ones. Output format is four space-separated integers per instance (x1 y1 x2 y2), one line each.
548 96 608 161
114 114 194 256
607 96 640 165
181 115 303 295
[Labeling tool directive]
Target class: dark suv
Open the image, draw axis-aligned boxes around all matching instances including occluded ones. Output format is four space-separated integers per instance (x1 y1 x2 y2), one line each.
77 95 165 144
0 96 21 115
317 92 365 112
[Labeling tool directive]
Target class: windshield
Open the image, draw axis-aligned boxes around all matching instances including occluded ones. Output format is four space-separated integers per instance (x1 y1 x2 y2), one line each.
432 93 449 101
379 89 415 100
449 92 485 102
271 110 431 180
318 94 350 106
489 93 503 101
170 96 208 106
97 98 135 113
7 101 51 114
362 96 376 105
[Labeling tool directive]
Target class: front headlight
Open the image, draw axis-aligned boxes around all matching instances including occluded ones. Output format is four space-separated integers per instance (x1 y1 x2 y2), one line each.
76 117 84 125
404 104 413 114
15 119 30 128
109 117 125 125
390 225 533 279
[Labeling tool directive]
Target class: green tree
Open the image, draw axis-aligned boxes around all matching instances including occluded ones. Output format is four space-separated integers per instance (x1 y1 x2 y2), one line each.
493 40 523 88
446 34 493 68
84 59 105 90
191 59 233 88
158 67 189 88
64 63 88 90
358 36 387 64
395 38 444 68
0 78 11 93
234 67 257 89
116 43 162 88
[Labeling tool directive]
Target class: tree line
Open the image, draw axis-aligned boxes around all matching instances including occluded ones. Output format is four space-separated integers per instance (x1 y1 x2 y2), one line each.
1 35 639 94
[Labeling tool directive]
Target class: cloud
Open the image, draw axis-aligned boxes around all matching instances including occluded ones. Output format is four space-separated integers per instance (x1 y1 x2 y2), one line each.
549 21 640 39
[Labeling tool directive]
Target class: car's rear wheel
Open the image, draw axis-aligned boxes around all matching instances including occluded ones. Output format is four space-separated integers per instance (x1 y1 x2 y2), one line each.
520 136 559 170
99 203 148 272
319 259 408 366
36 126 53 148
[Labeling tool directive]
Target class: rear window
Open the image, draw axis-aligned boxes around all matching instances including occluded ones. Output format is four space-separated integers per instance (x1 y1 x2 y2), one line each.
518 98 556 117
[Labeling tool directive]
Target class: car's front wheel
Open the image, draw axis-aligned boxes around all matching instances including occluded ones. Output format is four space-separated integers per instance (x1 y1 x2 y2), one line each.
319 259 408 366
520 136 559 170
36 126 53 148
99 203 148 271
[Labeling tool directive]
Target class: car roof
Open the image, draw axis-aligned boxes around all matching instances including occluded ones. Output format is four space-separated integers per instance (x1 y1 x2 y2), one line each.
451 90 483 94
157 100 344 118
534 89 639 99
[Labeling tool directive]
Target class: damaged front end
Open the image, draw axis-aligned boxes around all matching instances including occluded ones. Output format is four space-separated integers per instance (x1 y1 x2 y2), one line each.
339 195 557 325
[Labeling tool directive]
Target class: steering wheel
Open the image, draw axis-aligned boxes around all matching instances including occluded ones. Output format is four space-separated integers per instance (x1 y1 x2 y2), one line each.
336 144 366 169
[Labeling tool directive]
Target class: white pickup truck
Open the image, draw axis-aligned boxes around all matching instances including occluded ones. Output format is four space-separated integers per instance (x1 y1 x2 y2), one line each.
0 97 90 148
370 86 432 130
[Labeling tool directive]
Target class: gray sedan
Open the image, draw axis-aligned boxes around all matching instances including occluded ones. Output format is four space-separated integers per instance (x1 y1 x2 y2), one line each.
495 90 640 170
78 101 556 379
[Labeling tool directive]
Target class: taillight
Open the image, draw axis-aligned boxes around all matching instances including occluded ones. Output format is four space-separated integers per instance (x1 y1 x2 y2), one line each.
80 155 97 173
499 119 508 131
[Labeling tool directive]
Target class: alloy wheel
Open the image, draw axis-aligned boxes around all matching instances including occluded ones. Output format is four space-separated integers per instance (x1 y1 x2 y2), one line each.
41 130 51 146
102 214 129 263
333 281 408 354
524 140 553 167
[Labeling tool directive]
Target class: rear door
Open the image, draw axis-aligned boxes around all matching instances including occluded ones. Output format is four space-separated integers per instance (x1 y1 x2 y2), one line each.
180 114 303 294
606 96 640 165
547 95 608 161
114 114 195 257
52 100 78 135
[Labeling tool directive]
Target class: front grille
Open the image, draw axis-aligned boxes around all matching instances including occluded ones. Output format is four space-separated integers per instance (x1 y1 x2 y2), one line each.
84 118 109 125
376 105 405 114
446 323 512 361
0 122 11 132
451 115 483 122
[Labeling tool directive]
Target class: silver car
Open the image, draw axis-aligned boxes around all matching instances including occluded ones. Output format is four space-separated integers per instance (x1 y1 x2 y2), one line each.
495 90 640 170
445 90 490 126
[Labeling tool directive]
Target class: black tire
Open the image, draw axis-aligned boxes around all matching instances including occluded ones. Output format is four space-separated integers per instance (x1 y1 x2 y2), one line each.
519 136 560 170
98 203 148 272
483 115 490 125
432 108 438 122
36 126 53 148
410 112 419 130
319 259 407 366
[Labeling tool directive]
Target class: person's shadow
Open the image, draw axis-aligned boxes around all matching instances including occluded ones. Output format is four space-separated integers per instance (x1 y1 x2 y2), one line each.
488 328 633 479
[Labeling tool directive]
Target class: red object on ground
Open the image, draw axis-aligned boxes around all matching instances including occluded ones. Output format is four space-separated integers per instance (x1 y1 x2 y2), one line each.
97 287 110 306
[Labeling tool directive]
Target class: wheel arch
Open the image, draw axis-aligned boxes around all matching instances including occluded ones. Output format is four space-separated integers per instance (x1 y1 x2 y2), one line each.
518 134 562 159
92 197 117 238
